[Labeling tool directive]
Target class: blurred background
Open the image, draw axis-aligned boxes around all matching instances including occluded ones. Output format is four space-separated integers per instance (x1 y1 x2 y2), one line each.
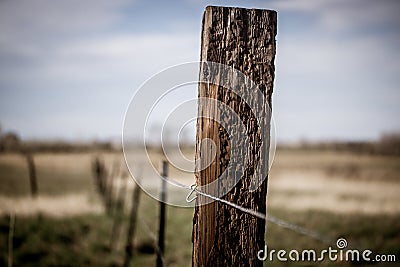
0 0 399 266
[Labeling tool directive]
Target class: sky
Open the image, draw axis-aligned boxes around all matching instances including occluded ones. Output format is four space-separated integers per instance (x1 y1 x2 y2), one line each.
0 0 399 143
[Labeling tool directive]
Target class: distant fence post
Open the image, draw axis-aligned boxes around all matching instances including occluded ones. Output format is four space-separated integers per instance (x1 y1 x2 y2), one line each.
92 156 109 211
110 171 129 250
92 157 104 195
192 6 277 267
123 173 142 267
105 161 119 215
156 161 168 267
25 154 38 198
8 212 15 267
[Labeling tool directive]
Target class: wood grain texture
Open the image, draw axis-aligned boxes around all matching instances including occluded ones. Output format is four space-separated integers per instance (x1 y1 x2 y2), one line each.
192 6 277 267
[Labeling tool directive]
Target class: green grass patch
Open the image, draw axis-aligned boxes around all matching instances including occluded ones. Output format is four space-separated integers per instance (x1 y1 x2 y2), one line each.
0 205 399 266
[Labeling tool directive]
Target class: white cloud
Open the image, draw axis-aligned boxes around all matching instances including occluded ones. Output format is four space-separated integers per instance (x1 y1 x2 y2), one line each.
269 0 400 141
0 0 130 37
0 31 200 139
0 33 199 87
270 0 400 35
269 0 331 12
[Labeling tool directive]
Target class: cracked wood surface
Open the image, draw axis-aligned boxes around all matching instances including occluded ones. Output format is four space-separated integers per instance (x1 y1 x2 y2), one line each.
192 6 277 267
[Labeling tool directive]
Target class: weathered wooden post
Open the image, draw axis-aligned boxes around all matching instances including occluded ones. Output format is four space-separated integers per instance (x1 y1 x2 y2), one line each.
156 161 168 267
192 6 277 267
92 157 105 196
8 212 15 267
110 171 129 250
26 154 38 198
105 161 120 215
92 156 110 212
123 174 142 267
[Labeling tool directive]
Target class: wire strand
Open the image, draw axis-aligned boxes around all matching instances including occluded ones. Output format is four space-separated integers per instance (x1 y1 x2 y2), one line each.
194 187 334 245
164 177 334 245
194 188 267 220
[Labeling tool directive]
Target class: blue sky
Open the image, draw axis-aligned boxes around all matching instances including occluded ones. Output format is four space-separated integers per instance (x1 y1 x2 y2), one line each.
0 0 399 142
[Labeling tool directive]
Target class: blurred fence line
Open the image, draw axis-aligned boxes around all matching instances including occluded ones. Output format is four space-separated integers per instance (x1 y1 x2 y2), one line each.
92 157 168 267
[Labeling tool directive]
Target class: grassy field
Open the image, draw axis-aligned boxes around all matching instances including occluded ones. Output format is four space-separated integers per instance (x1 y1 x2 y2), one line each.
0 149 399 266
0 204 399 267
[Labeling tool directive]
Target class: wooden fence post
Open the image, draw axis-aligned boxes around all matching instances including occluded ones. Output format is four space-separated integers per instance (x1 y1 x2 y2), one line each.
105 161 119 215
110 171 128 250
156 161 168 267
26 154 38 198
92 157 105 196
92 156 112 213
123 174 142 267
192 6 277 267
8 212 15 267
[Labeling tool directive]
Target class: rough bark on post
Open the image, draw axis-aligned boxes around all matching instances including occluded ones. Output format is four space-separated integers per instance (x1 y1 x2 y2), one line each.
192 6 277 267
